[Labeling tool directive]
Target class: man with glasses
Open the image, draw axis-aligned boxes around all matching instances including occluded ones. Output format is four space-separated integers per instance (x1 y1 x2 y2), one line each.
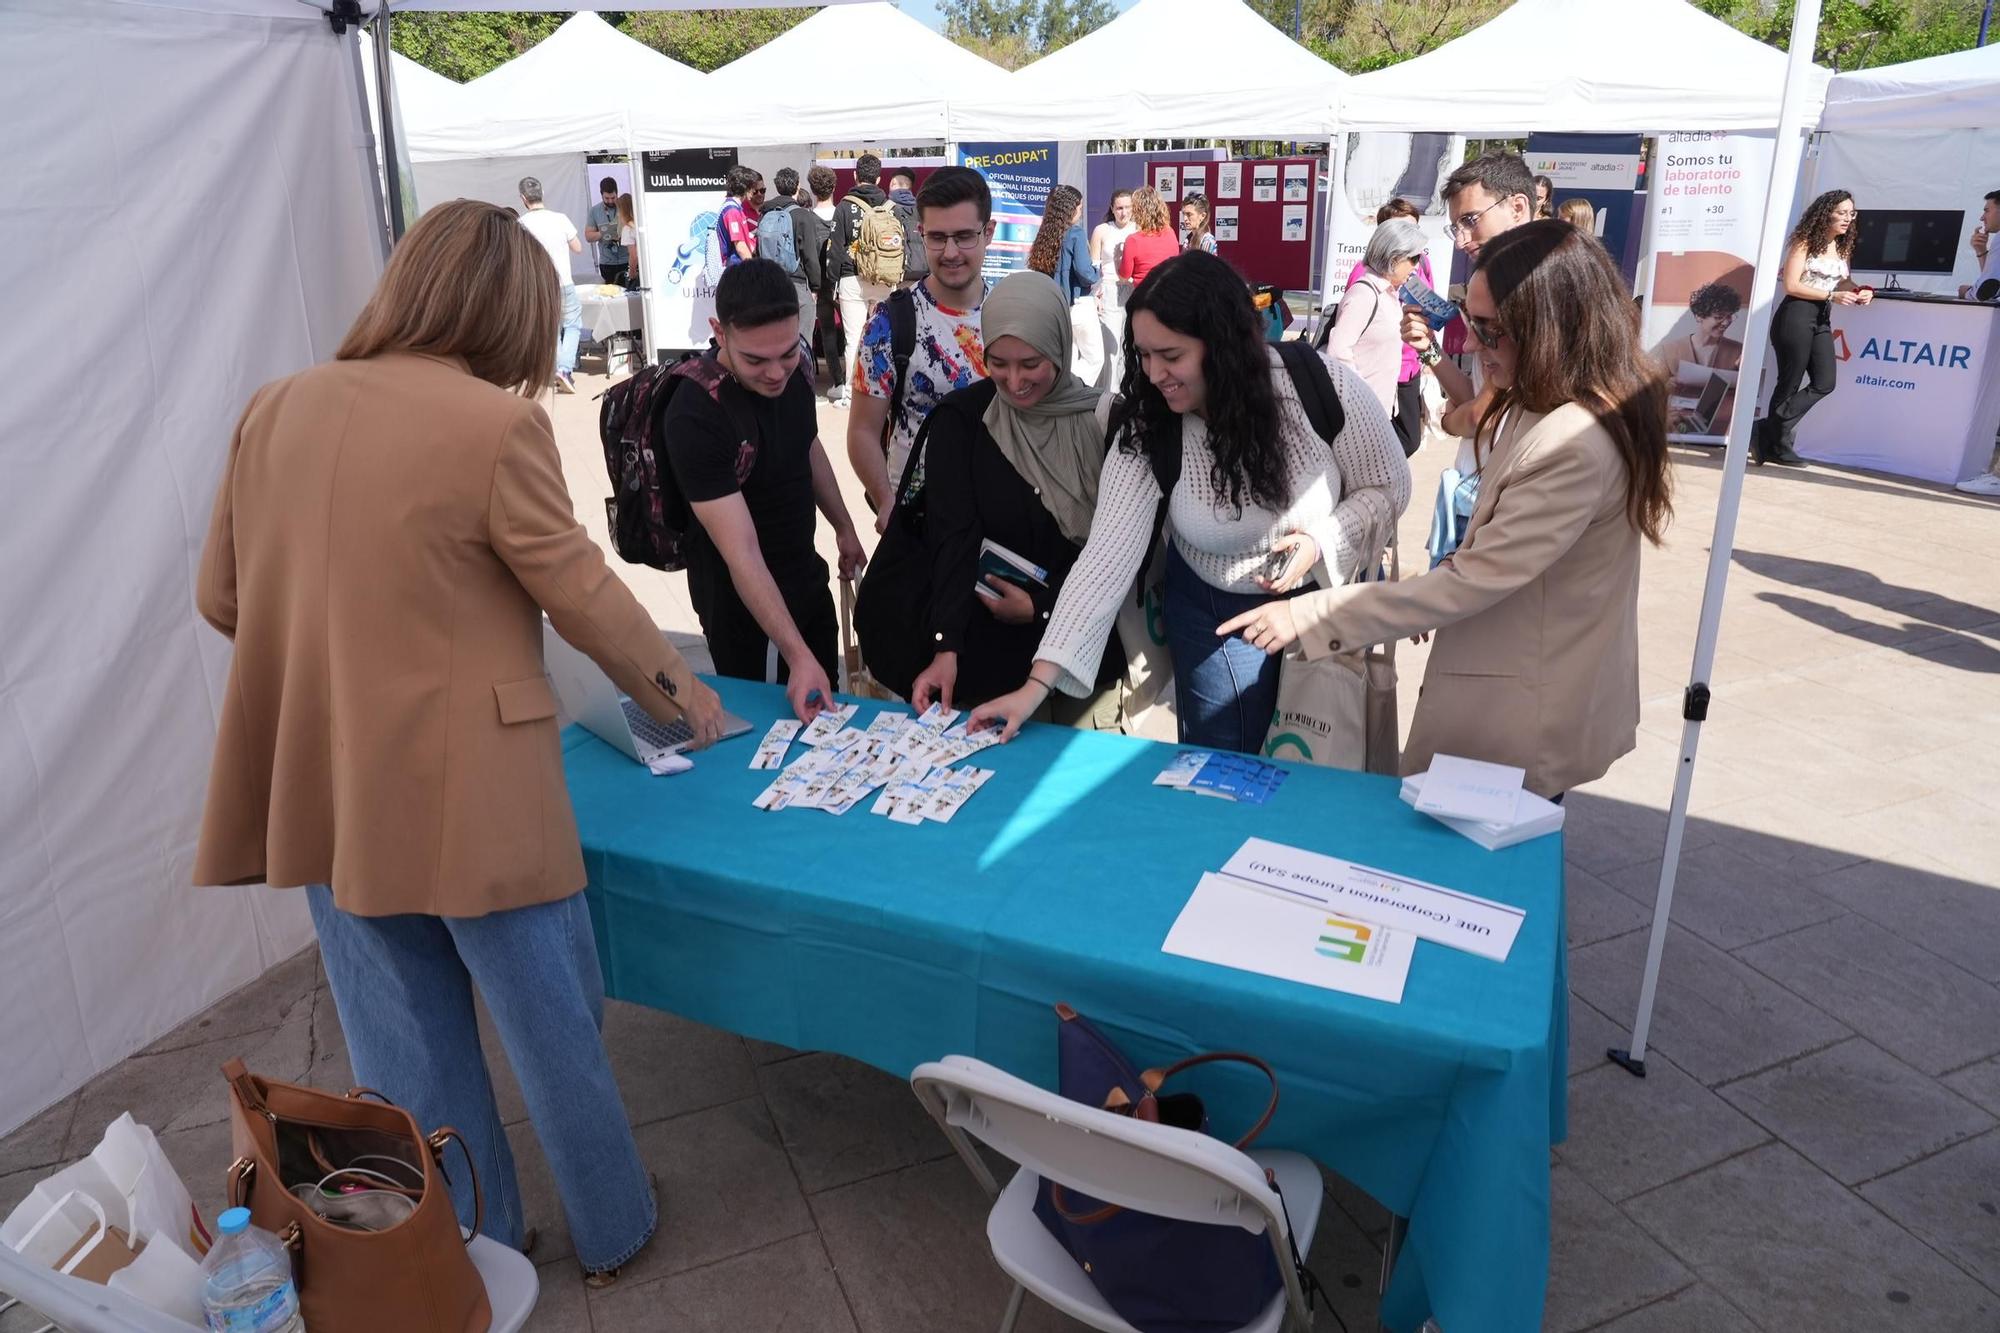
847 166 993 528
1402 153 1537 441
584 176 628 285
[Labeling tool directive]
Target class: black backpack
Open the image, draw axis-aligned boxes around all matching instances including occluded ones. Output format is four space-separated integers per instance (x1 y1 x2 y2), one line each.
1133 339 1346 599
597 339 814 572
878 288 919 461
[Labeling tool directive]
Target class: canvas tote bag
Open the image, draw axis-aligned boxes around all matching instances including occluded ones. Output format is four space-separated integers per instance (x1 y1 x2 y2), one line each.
1263 522 1401 775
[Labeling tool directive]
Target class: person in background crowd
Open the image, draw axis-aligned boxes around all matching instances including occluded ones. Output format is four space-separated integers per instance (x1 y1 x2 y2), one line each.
1557 197 1595 233
1399 153 1537 557
1957 192 2000 494
1180 194 1218 255
904 271 1124 722
1221 221 1672 801
888 168 930 289
1118 185 1180 288
615 193 639 287
848 166 993 526
1328 217 1429 436
1756 189 1870 467
718 165 759 268
1345 198 1431 456
585 176 628 284
1092 188 1138 367
194 200 724 1290
1534 174 1554 218
833 152 895 408
756 167 816 345
799 165 841 391
1027 185 1103 387
969 252 1410 754
515 175 583 394
665 259 865 720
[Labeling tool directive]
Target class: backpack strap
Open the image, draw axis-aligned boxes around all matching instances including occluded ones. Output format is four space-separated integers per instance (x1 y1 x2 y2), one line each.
1273 339 1346 446
671 349 760 485
881 288 918 458
1312 279 1380 353
1127 406 1182 608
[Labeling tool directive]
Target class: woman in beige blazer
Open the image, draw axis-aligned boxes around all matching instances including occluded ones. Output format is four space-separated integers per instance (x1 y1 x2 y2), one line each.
1222 221 1673 798
193 201 721 1286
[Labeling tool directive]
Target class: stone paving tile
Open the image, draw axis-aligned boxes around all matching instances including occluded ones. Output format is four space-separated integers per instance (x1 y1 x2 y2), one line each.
757 1052 952 1195
1845 791 2000 884
587 1233 857 1333
164 990 315 1135
1558 1052 1767 1203
1719 1037 1995 1186
1809 854 2000 985
0 1094 75 1177
1858 1128 2000 1294
1300 1189 1389 1333
1568 924 1851 1086
70 1025 278 1147
1691 717 1936 819
305 986 354 1092
1566 867 1651 950
1890 738 2000 815
1626 1142 2000 1330
745 1037 807 1065
613 1099 815 1288
810 1156 1093 1333
1738 915 2000 1078
1560 792 1714 879
1588 1284 1761 1332
1726 675 1966 766
1543 1164 1690 1333
154 1117 235 1234
1601 843 1846 952
1692 792 1894 880
480 1001 755 1132
520 1260 593 1333
140 947 318 1056
1945 1057 2000 1118
1568 993 1627 1079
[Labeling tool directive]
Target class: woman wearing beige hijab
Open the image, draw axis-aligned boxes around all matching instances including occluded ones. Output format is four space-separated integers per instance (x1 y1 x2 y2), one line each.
905 270 1123 720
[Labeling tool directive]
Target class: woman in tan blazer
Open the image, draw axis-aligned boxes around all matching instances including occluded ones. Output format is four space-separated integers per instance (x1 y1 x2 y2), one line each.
1222 221 1672 798
193 200 722 1286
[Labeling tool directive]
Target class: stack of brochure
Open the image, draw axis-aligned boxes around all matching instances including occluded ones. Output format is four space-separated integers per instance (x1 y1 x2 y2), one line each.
1152 751 1289 806
1399 754 1564 850
749 703 1001 823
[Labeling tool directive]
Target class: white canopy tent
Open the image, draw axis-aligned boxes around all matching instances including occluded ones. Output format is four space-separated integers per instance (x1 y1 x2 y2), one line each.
363 48 467 127
674 1 1009 148
0 0 387 1138
1337 0 1828 132
1821 39 2000 129
949 0 1345 141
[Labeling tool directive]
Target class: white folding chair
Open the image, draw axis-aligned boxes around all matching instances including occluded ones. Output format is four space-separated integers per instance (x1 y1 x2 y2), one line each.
910 1056 1323 1333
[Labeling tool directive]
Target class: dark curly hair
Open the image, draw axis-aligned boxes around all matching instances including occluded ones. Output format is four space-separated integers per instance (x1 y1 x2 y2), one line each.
1787 189 1858 264
1110 251 1286 515
1027 184 1083 279
1687 281 1742 319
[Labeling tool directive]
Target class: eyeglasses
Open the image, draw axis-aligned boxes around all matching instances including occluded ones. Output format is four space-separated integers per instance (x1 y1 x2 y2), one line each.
922 229 985 252
1467 314 1507 349
1445 198 1506 242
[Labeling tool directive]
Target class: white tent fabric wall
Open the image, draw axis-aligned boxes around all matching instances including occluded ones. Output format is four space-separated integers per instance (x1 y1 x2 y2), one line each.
1808 128 2000 295
0 0 385 1137
1335 0 1829 133
412 154 597 280
1822 42 2000 131
362 49 468 130
678 2 1009 148
948 0 1344 141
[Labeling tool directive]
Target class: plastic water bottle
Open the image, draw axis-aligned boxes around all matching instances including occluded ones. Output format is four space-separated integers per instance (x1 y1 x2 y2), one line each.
200 1207 304 1333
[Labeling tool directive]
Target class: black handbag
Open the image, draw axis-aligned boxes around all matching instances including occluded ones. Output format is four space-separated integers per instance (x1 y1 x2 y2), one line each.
1030 1004 1287 1333
852 411 941 701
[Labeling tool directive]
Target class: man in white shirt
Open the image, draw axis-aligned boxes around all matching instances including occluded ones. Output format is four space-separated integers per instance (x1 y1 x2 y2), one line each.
1958 190 2000 496
517 176 584 394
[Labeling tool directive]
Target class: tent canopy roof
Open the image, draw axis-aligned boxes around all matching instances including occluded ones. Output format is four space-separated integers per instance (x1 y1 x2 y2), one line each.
1822 42 2000 132
408 12 704 160
663 1 1008 147
950 0 1344 141
1337 0 1827 133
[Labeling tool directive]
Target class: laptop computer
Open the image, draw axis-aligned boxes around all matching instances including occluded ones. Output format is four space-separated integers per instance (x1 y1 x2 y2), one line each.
541 620 752 765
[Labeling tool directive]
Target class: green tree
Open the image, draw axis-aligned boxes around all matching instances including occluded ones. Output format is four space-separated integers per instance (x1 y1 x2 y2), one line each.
1694 0 1981 70
1248 0 1512 73
389 12 572 82
939 0 1116 69
621 8 815 73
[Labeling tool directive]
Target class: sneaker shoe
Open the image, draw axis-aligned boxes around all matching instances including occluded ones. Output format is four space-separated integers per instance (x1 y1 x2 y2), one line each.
826 383 843 405
1957 471 2000 496
834 387 852 409
554 371 576 395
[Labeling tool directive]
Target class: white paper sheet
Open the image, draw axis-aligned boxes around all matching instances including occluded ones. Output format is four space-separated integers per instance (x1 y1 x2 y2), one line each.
1163 874 1412 1004
1221 837 1525 962
1412 754 1525 826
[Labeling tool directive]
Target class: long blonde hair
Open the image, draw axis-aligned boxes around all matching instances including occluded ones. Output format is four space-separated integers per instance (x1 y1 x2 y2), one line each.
616 192 636 228
337 199 557 397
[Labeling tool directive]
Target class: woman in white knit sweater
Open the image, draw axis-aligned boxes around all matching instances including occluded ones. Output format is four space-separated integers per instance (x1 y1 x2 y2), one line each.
971 251 1410 753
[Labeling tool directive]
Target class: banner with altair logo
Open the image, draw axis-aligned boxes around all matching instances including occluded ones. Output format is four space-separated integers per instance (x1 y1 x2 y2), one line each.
1641 131 1775 445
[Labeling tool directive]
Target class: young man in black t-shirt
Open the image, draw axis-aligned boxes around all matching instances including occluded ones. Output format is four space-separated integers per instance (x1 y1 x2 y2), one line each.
664 259 867 722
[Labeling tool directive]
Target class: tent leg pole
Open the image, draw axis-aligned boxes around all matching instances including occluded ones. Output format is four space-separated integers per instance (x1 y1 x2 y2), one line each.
371 8 408 240
1615 0 1824 1076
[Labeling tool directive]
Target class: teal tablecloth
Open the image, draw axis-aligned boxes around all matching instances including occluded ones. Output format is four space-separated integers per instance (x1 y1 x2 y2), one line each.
566 677 1566 1333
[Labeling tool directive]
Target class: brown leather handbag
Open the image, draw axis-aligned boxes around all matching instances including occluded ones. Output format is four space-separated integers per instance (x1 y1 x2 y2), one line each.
221 1059 491 1333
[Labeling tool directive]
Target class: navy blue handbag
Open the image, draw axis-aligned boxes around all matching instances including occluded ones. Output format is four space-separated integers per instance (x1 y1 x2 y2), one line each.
1031 1004 1286 1333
